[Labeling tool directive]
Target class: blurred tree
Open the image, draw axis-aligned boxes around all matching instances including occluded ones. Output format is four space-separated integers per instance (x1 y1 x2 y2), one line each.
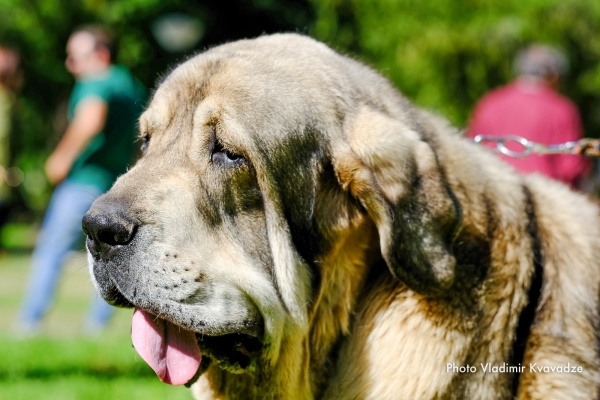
310 0 600 138
0 0 313 220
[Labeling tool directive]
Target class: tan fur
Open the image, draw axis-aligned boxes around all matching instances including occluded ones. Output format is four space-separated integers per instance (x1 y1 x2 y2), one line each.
84 34 600 399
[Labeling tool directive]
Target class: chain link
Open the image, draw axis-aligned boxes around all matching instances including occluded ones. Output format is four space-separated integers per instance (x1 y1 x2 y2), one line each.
472 135 600 158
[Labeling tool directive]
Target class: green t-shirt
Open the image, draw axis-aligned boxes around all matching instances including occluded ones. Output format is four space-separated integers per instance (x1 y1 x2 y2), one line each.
67 65 146 191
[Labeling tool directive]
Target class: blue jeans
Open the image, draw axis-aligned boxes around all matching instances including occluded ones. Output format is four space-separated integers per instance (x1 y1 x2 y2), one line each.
18 180 114 329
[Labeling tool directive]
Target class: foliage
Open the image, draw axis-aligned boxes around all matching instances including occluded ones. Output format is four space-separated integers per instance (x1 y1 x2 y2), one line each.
310 0 600 135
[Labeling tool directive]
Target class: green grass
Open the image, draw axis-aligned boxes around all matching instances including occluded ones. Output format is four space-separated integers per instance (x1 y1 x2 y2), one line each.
0 252 192 400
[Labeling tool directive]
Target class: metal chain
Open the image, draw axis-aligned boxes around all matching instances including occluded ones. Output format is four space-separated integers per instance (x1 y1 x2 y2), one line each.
472 135 600 158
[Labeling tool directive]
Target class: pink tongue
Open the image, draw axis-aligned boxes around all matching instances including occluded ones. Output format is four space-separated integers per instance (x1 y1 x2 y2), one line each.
132 307 202 385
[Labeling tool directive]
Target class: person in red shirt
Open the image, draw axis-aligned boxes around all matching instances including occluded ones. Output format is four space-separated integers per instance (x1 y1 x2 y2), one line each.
467 44 590 189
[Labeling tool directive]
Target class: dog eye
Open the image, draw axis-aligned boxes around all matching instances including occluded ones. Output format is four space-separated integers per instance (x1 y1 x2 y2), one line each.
140 134 150 154
211 141 245 166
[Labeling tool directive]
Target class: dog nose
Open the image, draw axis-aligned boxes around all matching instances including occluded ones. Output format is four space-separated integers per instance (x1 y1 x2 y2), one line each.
82 209 138 258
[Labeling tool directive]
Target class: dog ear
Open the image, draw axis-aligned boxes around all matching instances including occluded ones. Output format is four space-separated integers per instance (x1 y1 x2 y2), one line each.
332 106 462 296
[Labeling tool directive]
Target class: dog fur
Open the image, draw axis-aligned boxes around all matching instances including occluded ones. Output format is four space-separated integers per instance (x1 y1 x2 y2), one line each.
84 34 600 399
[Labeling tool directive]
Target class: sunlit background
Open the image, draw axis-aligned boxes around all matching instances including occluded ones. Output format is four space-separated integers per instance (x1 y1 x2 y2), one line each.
1 0 599 398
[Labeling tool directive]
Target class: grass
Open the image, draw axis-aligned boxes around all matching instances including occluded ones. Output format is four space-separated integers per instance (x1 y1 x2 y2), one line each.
0 251 192 400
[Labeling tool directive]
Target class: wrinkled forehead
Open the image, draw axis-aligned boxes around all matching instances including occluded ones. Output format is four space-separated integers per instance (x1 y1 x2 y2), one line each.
142 58 249 128
139 55 322 153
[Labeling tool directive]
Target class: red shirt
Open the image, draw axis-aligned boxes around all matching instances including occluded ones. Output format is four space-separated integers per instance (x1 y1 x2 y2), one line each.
467 80 590 188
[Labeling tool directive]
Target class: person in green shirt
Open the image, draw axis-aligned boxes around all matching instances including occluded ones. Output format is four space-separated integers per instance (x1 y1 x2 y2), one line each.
18 25 146 334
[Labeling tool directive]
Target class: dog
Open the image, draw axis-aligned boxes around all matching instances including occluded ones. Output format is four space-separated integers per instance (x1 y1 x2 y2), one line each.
83 34 600 399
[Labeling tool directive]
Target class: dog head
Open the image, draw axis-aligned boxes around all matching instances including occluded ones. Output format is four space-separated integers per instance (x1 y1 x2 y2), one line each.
83 34 462 388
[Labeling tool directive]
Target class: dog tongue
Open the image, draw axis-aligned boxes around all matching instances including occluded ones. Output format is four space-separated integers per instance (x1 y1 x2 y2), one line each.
132 308 202 385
